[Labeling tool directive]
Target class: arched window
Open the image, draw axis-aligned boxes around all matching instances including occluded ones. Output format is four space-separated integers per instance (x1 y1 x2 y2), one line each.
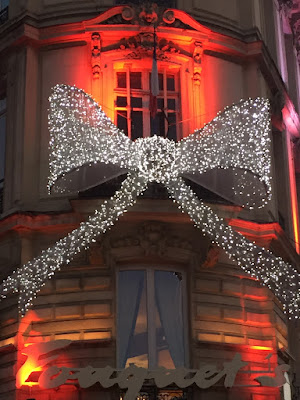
117 268 187 369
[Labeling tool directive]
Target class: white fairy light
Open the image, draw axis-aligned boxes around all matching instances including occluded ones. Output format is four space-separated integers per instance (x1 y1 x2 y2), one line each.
1 84 299 319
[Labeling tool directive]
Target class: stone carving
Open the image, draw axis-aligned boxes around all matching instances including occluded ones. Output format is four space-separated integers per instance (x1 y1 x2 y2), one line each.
115 3 194 29
121 6 136 22
202 244 220 268
138 3 159 25
110 32 189 61
193 41 203 85
162 9 175 24
139 221 167 255
91 32 101 77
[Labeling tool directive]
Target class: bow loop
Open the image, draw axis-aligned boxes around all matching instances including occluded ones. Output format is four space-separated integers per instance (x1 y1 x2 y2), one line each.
178 98 271 208
133 136 178 183
48 84 133 194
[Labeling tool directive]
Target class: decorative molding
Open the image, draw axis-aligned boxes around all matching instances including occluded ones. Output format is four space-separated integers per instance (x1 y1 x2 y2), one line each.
192 41 203 85
102 33 191 61
106 221 194 261
91 32 101 78
89 4 205 31
139 221 167 256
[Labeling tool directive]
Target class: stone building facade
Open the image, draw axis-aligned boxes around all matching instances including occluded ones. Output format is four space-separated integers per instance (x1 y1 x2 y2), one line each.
0 1 300 400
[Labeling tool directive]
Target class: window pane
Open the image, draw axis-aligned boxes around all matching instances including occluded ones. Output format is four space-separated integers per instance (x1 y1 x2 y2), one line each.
167 75 175 91
118 271 148 369
116 96 127 107
158 73 163 90
131 111 143 140
126 280 148 368
150 112 165 137
167 113 177 141
167 98 176 110
154 271 184 367
117 72 126 88
157 98 164 111
131 97 142 108
117 111 128 135
130 72 142 89
155 305 175 369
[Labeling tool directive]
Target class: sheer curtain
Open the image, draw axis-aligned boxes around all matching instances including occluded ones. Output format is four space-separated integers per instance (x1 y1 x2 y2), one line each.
117 270 144 368
154 271 185 367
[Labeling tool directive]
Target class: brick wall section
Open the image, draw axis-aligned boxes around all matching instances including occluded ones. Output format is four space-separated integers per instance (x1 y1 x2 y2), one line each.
191 261 287 371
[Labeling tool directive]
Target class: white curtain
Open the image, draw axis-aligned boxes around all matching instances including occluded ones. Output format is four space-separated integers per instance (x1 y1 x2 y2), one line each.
117 270 144 368
155 271 185 367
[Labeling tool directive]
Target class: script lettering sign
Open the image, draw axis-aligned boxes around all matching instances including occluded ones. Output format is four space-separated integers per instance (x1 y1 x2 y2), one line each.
16 340 290 400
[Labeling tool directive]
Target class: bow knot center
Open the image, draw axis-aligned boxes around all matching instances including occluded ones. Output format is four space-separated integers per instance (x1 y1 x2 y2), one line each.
134 136 177 183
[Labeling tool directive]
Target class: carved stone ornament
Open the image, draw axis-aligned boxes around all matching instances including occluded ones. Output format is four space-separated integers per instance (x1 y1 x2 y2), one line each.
118 4 184 29
193 41 203 84
91 32 101 77
106 32 190 61
139 221 167 256
120 3 159 26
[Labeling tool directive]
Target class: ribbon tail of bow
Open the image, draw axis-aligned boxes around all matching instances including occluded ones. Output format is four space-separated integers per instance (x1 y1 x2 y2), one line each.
166 177 300 317
1 173 148 316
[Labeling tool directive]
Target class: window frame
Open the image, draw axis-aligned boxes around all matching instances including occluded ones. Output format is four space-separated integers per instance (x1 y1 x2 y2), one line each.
114 66 181 140
116 264 189 369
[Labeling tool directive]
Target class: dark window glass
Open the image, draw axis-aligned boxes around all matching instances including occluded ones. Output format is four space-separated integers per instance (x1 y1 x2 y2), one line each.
157 98 164 111
117 111 128 135
167 75 175 91
117 72 127 88
167 98 176 110
130 72 142 89
151 112 165 137
131 97 142 108
158 73 163 91
117 269 184 369
167 113 177 141
116 96 127 107
131 111 143 140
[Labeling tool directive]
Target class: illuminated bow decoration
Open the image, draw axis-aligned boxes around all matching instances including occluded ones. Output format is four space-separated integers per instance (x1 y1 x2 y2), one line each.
1 84 300 318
